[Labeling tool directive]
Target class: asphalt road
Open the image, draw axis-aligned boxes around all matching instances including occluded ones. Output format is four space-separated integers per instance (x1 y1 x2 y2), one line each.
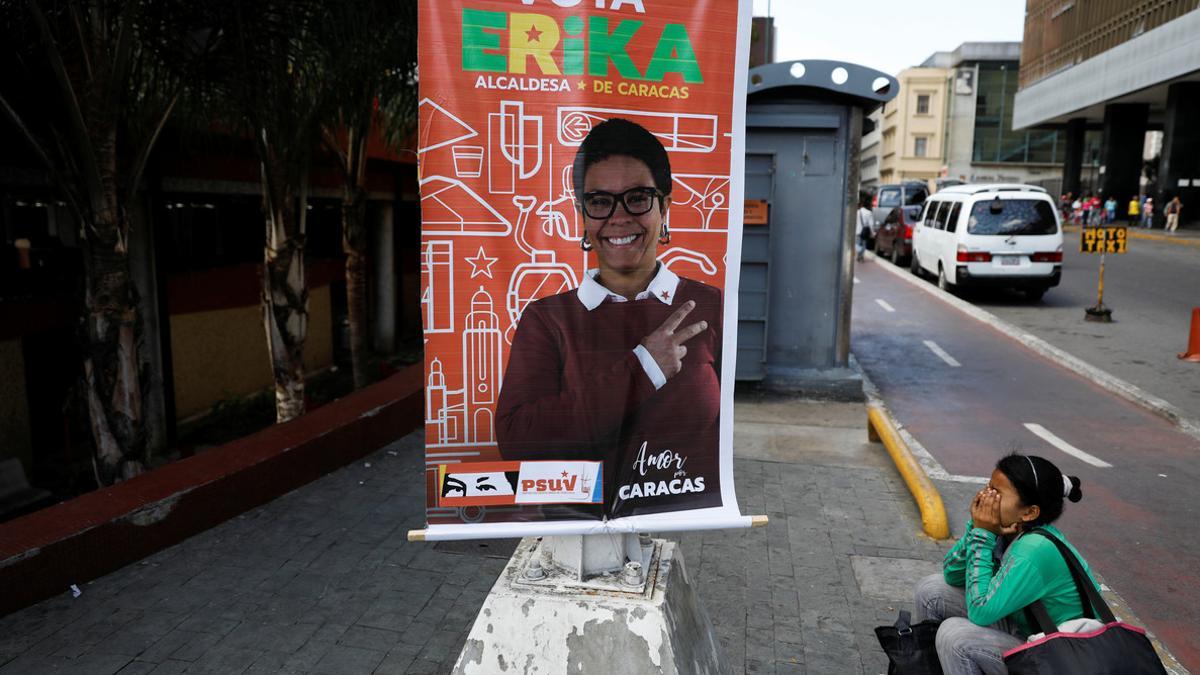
850 256 1200 670
949 230 1200 421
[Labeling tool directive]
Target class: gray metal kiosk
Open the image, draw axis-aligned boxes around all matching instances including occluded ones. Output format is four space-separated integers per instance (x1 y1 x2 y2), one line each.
737 60 898 398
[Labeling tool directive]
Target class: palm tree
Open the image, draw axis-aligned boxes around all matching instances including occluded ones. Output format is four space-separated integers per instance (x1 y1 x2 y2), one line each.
203 0 332 422
319 1 418 389
0 0 215 485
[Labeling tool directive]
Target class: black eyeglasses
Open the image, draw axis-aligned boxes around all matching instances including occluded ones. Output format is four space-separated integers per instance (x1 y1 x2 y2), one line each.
580 187 662 220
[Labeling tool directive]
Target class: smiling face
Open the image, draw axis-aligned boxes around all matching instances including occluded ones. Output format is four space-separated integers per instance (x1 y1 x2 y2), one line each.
988 468 1039 530
582 155 670 279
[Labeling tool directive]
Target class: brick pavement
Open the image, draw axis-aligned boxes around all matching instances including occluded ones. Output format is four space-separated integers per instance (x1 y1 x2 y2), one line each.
0 397 962 675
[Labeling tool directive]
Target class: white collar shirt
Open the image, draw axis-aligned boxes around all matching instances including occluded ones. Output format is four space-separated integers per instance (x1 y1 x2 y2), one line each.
576 264 681 311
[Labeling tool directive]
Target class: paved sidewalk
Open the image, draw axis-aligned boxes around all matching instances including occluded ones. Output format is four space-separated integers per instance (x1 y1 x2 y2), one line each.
0 396 960 675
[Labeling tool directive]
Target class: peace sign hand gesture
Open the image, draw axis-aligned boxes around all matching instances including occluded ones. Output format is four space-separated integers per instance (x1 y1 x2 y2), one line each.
641 300 709 381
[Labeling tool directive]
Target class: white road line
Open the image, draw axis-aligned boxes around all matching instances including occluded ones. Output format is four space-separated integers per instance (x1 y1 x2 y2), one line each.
854 277 861 284
923 340 961 367
875 299 896 313
1023 423 1113 468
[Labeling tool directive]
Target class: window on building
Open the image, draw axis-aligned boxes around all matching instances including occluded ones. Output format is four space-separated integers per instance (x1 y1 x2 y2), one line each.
917 94 931 115
914 137 928 157
971 61 1067 164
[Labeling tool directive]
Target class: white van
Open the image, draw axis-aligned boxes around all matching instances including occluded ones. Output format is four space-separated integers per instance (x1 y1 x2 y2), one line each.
910 184 1063 301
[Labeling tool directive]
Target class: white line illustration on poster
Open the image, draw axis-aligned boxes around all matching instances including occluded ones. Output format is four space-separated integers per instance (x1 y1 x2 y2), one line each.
489 100 543 194
557 106 719 153
425 287 504 449
451 145 485 179
465 246 499 279
536 163 580 241
670 174 730 231
421 240 454 334
418 98 479 154
504 194 581 345
420 176 513 236
658 247 719 276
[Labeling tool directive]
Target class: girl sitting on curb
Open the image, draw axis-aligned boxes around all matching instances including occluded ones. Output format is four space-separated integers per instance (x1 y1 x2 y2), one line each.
913 453 1093 675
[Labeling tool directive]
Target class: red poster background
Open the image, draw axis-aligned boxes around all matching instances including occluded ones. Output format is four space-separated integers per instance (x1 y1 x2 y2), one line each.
419 0 743 528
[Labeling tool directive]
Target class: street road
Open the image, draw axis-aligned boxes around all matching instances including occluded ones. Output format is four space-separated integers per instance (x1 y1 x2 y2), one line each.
851 257 1200 670
952 230 1200 421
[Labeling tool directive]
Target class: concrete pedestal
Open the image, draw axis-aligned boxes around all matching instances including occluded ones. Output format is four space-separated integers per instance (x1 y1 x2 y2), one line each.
453 537 730 674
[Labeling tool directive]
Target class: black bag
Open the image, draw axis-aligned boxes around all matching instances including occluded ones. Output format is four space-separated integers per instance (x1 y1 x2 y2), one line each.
1002 529 1167 675
874 609 943 675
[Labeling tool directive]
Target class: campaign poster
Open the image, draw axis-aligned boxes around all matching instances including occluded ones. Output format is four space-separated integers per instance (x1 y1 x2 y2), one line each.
418 0 752 540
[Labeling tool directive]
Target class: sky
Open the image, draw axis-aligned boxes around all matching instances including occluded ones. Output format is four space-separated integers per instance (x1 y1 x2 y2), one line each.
750 0 1027 76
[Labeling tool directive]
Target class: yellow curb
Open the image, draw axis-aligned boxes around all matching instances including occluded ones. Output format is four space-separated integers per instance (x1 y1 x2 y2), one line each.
1063 224 1200 249
867 405 950 540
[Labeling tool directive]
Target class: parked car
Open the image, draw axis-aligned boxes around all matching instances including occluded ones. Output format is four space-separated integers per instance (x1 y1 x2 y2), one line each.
910 183 1063 301
872 181 928 264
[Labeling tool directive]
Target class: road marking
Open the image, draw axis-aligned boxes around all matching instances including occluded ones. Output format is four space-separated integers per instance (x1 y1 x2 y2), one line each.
922 340 961 367
854 277 861 284
1023 423 1113 468
875 299 895 313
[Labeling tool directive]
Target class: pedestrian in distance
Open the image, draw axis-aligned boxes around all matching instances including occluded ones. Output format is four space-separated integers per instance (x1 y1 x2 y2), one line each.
1080 194 1092 226
1165 196 1183 232
856 196 873 262
1088 194 1103 226
1104 195 1117 225
1071 196 1082 225
1126 195 1140 226
1143 197 1154 229
914 453 1093 675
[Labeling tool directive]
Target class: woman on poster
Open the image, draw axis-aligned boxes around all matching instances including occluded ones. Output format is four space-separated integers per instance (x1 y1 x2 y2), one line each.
496 118 723 519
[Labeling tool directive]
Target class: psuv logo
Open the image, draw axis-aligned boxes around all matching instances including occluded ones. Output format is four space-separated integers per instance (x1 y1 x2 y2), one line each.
437 461 602 507
516 462 603 504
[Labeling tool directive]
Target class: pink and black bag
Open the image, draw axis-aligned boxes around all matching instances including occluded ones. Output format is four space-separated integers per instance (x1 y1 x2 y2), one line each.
1002 529 1167 675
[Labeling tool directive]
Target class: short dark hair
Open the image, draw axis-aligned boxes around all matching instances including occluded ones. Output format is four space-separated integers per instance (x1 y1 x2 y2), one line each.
572 118 672 203
996 453 1082 528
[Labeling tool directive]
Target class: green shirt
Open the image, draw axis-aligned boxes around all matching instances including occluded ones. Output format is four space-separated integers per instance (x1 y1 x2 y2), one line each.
943 521 1099 634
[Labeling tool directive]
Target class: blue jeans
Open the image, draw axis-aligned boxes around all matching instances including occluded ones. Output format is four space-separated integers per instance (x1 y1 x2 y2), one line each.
856 235 866 259
914 574 1025 675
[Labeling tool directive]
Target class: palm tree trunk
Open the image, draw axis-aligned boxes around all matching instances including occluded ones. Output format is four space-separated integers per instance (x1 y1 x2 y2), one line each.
260 151 308 423
83 123 147 484
342 187 370 389
341 122 371 389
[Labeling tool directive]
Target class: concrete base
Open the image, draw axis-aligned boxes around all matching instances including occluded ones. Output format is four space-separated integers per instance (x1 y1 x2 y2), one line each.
762 365 865 401
453 537 730 675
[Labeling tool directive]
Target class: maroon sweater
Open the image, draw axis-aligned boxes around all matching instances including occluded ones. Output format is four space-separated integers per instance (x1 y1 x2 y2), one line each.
496 277 723 518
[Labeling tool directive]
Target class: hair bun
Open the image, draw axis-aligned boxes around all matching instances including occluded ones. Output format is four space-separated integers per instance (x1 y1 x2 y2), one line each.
1066 476 1083 503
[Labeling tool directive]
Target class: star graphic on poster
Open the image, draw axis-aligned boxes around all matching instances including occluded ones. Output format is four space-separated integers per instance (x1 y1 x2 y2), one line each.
526 25 543 42
660 290 671 301
560 470 569 478
577 80 587 91
465 246 498 279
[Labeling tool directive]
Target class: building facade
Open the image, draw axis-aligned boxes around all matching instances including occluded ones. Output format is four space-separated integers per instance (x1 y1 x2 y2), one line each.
1014 1 1200 223
933 43 1066 189
860 107 883 191
0 124 420 504
878 66 950 186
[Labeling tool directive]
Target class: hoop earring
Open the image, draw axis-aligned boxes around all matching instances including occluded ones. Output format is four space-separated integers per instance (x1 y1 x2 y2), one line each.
658 222 671 245
580 232 593 251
